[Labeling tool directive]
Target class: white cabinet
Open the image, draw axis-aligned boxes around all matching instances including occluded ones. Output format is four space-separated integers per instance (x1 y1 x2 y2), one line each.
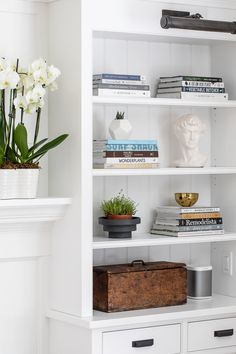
103 324 181 354
188 317 236 352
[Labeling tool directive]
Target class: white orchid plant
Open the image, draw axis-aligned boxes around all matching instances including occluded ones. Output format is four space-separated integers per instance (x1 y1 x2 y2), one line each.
0 57 68 168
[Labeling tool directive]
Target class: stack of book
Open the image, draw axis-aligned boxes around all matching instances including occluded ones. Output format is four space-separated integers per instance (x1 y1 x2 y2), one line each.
156 75 228 101
93 139 159 169
93 73 151 97
151 206 224 237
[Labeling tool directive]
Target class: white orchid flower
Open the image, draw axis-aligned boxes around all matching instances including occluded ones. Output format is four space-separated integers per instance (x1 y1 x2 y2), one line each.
14 94 28 110
33 69 48 85
46 65 61 86
25 103 37 115
26 85 46 104
30 58 47 73
38 97 45 109
22 74 34 90
0 69 20 90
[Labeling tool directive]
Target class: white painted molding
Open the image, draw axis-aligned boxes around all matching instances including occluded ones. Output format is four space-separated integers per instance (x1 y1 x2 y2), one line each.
143 0 236 10
0 198 71 259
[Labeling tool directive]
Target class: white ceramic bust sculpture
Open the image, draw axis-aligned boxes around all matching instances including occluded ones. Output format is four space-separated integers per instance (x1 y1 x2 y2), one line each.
174 114 207 167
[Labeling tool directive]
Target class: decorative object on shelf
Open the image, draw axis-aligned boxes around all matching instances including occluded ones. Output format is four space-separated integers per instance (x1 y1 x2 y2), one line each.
99 190 140 238
0 57 68 199
175 192 199 207
160 9 236 34
174 114 207 167
109 111 132 140
187 265 212 299
151 206 224 237
93 260 187 312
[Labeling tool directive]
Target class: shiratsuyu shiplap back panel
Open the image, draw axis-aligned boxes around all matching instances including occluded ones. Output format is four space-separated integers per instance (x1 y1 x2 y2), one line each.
93 37 212 266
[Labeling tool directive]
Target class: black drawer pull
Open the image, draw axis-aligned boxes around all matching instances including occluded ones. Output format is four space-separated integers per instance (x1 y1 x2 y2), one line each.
214 329 234 337
132 339 154 348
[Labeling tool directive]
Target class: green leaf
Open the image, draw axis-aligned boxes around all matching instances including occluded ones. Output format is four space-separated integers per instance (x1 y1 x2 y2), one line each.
25 134 68 163
0 146 5 166
14 124 29 161
29 138 48 154
7 147 20 164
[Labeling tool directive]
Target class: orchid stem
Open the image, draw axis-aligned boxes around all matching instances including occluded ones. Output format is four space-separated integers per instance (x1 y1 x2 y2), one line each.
34 108 41 145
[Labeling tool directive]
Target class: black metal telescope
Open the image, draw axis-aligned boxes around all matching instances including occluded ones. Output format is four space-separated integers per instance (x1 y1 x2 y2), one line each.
161 10 236 34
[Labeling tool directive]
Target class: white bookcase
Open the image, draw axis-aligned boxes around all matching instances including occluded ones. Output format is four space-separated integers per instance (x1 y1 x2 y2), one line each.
48 0 236 353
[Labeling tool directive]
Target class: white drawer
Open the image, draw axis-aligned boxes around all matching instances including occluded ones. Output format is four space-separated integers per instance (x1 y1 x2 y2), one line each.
188 317 236 352
103 324 181 354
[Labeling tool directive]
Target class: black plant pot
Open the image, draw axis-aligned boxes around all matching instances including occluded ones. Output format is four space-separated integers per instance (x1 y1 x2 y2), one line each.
99 217 141 239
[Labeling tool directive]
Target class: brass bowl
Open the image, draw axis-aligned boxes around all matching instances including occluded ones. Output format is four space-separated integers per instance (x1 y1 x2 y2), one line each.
175 193 199 207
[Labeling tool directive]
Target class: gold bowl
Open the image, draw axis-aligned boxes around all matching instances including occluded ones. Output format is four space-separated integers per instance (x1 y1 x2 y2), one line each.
175 193 199 207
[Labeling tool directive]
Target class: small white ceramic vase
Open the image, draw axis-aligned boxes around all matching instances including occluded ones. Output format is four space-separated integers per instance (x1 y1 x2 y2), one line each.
109 119 132 140
0 169 39 199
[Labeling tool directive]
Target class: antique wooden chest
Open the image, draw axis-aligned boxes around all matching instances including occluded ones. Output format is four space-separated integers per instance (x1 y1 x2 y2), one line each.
93 260 187 312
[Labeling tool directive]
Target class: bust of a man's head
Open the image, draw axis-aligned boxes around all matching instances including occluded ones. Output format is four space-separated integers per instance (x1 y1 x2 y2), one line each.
173 114 207 167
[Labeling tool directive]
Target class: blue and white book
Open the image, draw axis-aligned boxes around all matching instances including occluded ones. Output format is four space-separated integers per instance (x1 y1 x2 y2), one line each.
93 73 146 81
94 139 158 145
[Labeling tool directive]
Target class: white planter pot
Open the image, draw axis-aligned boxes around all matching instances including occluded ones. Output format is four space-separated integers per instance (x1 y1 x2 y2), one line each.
109 119 132 140
0 169 39 199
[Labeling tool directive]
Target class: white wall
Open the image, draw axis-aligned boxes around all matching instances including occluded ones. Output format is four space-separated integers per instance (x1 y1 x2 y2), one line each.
0 2 49 354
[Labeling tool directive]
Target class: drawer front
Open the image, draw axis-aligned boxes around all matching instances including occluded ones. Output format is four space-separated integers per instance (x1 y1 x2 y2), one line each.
103 324 180 354
188 317 236 351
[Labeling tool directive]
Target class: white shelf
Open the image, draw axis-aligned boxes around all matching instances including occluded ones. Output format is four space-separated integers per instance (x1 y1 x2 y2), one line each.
94 29 236 45
47 294 236 329
93 96 236 108
93 232 236 249
93 167 236 177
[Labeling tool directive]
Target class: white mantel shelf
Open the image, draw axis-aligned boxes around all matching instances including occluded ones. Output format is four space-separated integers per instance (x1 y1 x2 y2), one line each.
0 198 71 259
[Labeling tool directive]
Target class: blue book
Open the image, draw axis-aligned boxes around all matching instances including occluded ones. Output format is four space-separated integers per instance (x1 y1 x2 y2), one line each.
105 144 158 151
106 139 157 145
93 73 146 81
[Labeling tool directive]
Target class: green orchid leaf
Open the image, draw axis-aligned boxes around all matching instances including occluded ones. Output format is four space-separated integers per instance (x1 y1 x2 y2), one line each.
14 123 29 161
0 146 5 166
29 138 48 154
25 134 68 163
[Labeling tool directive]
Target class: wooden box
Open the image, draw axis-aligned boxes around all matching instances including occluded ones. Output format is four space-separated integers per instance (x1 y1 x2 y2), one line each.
93 260 187 312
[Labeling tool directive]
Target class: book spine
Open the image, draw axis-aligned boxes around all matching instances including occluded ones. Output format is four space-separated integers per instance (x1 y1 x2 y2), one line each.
93 74 146 81
181 92 228 100
182 87 225 93
106 139 157 145
94 157 159 164
156 207 220 213
105 144 158 151
94 163 159 169
94 151 159 158
150 229 224 236
181 212 221 219
155 217 223 226
160 76 222 82
182 81 224 88
93 79 146 85
152 224 223 232
93 89 151 97
93 84 150 90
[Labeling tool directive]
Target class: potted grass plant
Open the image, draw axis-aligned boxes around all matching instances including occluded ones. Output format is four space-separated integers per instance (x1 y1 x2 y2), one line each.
99 191 141 238
0 57 68 199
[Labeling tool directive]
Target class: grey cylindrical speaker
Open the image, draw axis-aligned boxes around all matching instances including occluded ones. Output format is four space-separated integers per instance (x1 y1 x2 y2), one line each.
187 265 212 299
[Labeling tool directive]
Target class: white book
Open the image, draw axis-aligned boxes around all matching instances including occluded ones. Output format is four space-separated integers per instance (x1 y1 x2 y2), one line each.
93 157 159 164
93 89 151 97
93 79 146 85
156 206 220 214
150 229 224 237
156 92 228 100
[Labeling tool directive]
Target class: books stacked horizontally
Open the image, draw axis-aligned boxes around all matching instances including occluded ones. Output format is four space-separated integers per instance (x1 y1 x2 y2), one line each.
156 75 228 101
93 139 159 169
93 73 150 97
151 206 224 237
